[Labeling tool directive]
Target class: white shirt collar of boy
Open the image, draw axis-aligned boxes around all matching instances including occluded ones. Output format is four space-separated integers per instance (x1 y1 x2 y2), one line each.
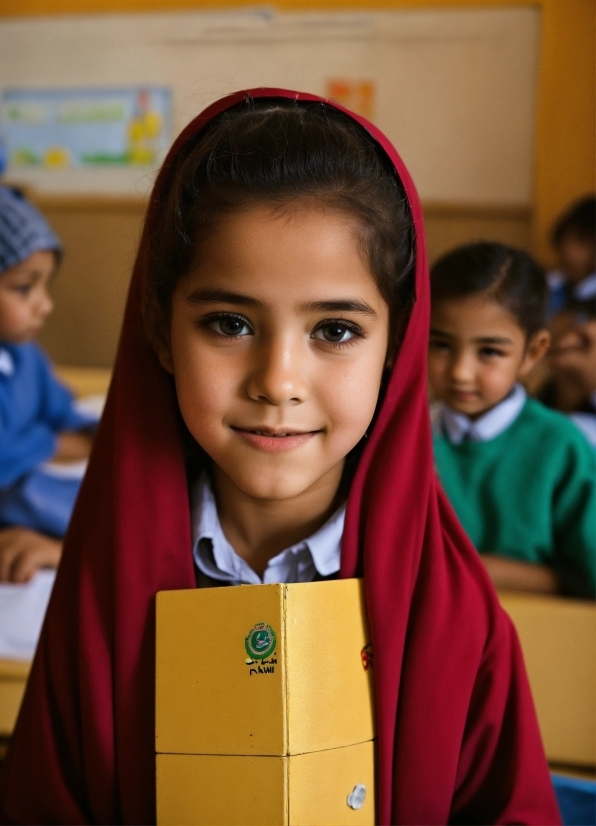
436 383 527 445
190 474 344 585
0 347 14 376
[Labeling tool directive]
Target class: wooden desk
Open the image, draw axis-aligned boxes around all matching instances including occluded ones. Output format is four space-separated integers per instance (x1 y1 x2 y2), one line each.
0 659 31 738
499 592 596 768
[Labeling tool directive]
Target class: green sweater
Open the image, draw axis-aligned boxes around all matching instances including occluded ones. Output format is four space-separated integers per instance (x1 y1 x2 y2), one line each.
434 399 596 599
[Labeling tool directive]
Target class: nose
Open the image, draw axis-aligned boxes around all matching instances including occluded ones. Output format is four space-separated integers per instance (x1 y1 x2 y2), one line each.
449 350 475 384
36 288 53 319
246 334 308 406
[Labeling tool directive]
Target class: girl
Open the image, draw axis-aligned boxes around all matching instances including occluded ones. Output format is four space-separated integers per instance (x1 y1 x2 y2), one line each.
0 91 560 824
429 242 595 598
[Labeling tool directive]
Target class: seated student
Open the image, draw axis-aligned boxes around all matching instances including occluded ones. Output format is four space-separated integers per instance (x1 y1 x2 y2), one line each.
429 241 596 599
0 187 97 583
547 195 596 315
542 302 596 447
0 92 560 825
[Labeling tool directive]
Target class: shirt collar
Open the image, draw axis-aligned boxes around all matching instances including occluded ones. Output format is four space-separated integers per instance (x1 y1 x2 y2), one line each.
436 383 526 445
0 347 14 376
573 273 596 301
190 474 344 583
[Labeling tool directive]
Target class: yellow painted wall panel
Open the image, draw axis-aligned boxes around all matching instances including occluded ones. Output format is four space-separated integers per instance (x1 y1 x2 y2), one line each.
156 742 375 826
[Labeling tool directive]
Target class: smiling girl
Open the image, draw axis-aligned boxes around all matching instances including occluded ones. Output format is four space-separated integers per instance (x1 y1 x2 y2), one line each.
0 92 560 824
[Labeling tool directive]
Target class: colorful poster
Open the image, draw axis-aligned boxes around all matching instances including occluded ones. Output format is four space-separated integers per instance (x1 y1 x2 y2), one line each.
0 87 171 169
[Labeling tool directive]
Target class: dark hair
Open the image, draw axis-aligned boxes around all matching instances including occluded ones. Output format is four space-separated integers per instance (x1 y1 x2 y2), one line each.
143 97 414 349
430 241 548 338
551 195 596 247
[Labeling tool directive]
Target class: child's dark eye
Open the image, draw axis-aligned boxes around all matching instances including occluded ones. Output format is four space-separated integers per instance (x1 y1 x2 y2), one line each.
11 284 32 296
311 320 363 345
429 339 449 351
479 347 505 358
203 313 252 338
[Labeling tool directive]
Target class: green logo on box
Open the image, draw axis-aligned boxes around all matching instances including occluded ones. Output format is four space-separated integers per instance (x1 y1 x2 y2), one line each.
245 622 277 660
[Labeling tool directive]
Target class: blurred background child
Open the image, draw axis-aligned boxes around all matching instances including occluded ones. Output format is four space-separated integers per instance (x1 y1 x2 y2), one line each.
429 241 595 599
541 301 596 447
0 187 97 584
547 195 596 316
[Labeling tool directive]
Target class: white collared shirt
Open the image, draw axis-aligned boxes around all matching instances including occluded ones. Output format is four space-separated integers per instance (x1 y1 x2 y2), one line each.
190 475 344 585
0 347 14 376
433 384 527 445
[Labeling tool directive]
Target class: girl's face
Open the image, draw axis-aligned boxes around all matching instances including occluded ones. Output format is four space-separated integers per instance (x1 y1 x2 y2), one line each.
0 250 55 343
161 204 391 503
428 293 549 419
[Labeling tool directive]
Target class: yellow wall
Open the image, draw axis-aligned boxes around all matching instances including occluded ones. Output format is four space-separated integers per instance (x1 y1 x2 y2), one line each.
0 0 593 262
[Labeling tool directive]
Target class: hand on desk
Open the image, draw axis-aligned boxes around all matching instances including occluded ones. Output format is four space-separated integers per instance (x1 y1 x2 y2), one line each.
480 554 561 595
548 319 596 400
54 430 93 463
0 527 62 583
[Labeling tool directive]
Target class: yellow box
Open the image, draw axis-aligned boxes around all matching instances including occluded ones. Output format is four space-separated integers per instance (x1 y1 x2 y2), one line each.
156 579 375 757
157 741 375 826
499 592 596 767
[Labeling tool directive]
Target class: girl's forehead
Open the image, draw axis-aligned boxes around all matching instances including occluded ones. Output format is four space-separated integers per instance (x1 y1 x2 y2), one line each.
431 295 523 336
181 205 385 307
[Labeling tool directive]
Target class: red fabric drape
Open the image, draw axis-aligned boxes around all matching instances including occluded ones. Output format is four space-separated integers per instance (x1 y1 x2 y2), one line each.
0 90 560 825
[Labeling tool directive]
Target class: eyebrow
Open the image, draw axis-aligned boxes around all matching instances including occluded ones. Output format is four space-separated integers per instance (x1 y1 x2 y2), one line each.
429 328 514 345
185 288 377 317
185 287 263 308
300 299 377 316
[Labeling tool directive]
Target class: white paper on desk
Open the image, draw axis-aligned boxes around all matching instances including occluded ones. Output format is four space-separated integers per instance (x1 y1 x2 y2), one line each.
0 570 55 660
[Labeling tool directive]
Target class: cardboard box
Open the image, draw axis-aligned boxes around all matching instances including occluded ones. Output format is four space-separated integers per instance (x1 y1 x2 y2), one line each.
157 742 375 826
156 579 375 757
156 579 376 825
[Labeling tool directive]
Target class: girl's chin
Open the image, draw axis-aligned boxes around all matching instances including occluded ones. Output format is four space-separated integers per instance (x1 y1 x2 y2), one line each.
216 459 339 503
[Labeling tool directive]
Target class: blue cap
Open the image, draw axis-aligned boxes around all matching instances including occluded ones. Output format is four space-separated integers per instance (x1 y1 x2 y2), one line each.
0 186 62 274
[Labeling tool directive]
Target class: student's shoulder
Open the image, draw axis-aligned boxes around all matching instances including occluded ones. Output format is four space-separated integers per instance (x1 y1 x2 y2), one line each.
521 398 595 462
2 340 48 371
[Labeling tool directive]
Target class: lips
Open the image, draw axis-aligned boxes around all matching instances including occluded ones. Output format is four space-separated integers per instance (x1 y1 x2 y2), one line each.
231 426 319 452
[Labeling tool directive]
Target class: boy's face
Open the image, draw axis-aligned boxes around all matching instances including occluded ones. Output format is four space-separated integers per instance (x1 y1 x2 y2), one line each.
556 233 596 284
162 204 390 503
428 294 548 420
0 250 55 343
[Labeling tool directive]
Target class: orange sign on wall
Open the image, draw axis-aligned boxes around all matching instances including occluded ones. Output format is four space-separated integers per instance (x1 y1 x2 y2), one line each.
325 80 376 121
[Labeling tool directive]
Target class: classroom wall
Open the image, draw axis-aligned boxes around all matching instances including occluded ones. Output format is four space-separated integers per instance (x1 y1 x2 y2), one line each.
0 7 540 205
1 0 592 367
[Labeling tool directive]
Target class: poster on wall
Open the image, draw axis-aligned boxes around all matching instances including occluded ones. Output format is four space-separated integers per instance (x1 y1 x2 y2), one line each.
325 80 376 122
0 87 171 170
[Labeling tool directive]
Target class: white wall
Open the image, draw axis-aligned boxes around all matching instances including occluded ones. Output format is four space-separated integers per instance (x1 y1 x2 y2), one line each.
0 7 540 204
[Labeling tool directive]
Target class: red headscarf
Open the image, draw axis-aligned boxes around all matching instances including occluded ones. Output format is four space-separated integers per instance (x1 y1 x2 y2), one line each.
0 90 560 825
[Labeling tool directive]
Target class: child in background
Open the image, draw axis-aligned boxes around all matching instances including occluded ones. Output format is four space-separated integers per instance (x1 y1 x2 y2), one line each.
547 195 596 315
0 187 96 583
543 301 596 447
429 241 595 599
0 92 560 824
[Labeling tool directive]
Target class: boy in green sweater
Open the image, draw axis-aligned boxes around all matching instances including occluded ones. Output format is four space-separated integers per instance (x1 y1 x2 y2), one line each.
429 242 595 599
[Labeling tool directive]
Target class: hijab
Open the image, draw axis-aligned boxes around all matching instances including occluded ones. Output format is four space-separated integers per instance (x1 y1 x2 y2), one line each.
0 90 560 825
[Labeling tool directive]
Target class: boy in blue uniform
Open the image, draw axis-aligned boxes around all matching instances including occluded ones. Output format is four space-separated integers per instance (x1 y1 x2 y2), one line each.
0 187 97 582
